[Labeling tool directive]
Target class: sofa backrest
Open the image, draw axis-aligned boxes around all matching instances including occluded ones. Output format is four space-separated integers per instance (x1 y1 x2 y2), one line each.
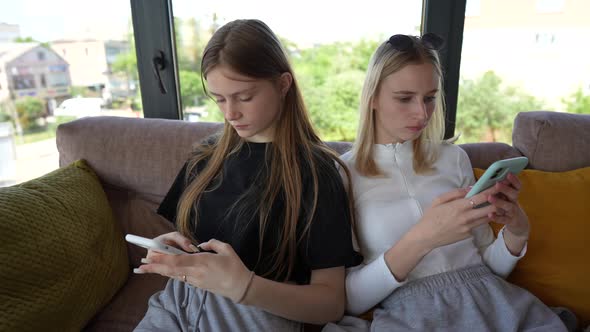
56 111 590 264
513 111 590 172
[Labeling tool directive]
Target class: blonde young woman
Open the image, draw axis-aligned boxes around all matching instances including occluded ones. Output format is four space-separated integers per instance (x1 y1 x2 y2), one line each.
133 19 360 331
325 34 567 331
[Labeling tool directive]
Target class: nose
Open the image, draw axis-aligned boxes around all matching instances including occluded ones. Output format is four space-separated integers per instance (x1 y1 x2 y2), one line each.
223 101 242 122
414 101 428 122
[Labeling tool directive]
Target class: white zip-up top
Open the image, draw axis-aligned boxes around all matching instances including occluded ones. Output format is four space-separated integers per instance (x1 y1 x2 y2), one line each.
341 141 526 315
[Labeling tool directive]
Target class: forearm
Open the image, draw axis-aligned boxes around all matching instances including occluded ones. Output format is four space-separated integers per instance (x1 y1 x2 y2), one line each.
383 228 432 282
481 227 526 278
240 274 345 324
345 254 403 315
503 227 528 256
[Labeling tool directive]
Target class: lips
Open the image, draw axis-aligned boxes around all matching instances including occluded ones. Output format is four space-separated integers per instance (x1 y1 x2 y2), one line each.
233 124 249 130
406 125 425 132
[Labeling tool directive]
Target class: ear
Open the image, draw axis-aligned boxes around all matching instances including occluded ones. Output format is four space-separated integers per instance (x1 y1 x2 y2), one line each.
279 72 293 97
370 95 378 111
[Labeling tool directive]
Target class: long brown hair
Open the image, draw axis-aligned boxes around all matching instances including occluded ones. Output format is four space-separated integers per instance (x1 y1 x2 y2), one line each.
354 36 447 177
176 19 355 281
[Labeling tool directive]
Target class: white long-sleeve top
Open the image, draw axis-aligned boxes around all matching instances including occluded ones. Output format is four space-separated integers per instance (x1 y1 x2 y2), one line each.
341 141 526 315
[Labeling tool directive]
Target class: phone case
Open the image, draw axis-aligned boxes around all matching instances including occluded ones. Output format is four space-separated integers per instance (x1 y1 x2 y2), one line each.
125 234 187 255
465 156 528 199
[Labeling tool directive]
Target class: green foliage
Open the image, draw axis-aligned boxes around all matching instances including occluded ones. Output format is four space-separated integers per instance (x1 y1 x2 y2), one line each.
111 52 139 82
19 116 76 145
179 70 205 108
15 97 45 131
200 99 224 122
292 39 379 141
562 87 590 115
456 71 543 143
14 36 35 43
70 86 95 98
0 103 10 122
301 70 364 141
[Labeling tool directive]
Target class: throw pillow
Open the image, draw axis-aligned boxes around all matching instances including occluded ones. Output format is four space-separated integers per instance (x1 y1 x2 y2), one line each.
474 167 590 326
0 160 129 332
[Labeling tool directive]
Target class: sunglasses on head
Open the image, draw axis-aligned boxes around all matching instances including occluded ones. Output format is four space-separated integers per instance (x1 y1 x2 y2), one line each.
387 33 444 51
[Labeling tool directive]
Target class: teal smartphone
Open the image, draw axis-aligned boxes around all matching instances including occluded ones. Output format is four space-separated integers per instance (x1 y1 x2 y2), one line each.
465 157 528 206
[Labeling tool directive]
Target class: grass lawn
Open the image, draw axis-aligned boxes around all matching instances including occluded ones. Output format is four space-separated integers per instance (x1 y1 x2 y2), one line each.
16 116 77 145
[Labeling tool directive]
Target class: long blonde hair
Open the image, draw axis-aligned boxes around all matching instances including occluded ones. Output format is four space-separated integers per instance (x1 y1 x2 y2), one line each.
354 36 447 176
176 19 355 281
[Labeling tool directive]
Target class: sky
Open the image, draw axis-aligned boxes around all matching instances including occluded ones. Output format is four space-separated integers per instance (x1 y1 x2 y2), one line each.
0 0 422 45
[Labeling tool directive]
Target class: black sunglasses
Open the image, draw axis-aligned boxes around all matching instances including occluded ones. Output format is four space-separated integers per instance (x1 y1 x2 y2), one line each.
387 33 444 51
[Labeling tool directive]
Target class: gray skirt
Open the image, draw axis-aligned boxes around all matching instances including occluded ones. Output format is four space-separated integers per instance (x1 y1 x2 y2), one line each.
134 278 302 332
325 264 567 332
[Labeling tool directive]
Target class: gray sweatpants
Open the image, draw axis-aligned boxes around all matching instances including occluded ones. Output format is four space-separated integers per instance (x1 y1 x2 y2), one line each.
134 278 302 332
325 264 568 332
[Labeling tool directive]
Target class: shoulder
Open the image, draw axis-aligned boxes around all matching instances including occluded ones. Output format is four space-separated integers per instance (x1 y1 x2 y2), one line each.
438 141 469 162
436 141 472 175
340 150 354 163
302 146 348 190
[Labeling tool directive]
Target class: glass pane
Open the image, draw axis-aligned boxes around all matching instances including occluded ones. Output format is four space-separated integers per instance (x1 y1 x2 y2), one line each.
0 0 142 186
456 0 590 144
172 0 423 141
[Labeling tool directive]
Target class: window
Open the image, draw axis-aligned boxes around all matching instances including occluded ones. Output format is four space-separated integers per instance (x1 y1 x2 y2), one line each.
13 75 36 90
536 0 565 13
47 73 69 87
457 0 587 144
465 0 481 17
1 0 141 186
172 0 423 141
535 32 556 46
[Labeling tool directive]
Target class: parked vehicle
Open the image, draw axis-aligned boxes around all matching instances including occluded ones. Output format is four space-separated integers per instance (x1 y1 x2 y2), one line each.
54 98 105 118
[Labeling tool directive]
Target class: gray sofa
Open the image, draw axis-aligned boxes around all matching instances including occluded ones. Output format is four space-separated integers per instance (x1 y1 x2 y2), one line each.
53 111 590 331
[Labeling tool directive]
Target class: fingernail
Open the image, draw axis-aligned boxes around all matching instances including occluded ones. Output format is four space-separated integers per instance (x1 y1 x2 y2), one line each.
189 244 199 253
133 268 146 274
141 258 151 264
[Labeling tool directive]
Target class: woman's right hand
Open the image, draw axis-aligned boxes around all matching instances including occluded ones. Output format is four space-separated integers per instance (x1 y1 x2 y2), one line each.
146 232 199 259
384 186 501 281
413 186 499 251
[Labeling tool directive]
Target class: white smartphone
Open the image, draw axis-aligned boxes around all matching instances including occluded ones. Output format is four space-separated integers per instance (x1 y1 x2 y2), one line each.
125 234 188 255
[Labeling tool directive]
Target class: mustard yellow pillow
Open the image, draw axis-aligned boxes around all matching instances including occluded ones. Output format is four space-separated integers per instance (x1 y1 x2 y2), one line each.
0 160 129 331
474 167 590 326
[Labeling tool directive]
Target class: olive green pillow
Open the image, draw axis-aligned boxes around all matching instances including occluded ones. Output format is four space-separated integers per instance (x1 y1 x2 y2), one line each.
0 160 129 332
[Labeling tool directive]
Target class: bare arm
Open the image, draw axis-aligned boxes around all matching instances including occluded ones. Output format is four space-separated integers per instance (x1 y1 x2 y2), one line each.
241 267 346 324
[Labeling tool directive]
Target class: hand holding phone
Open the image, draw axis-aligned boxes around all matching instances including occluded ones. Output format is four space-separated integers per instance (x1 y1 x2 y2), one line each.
465 157 528 207
125 234 188 255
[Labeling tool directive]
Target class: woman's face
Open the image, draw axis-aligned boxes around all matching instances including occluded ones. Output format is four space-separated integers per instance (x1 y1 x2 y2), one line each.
206 65 291 143
372 62 439 144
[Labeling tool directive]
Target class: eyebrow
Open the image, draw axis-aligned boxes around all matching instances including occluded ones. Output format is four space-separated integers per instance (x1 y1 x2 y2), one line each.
209 87 256 98
393 89 438 95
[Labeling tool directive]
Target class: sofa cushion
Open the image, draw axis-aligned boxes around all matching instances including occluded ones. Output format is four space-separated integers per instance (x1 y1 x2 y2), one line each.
512 111 590 172
460 142 522 169
0 160 129 331
474 167 590 326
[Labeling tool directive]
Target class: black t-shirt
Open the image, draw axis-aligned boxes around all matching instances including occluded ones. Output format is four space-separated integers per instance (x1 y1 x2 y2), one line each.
157 142 361 284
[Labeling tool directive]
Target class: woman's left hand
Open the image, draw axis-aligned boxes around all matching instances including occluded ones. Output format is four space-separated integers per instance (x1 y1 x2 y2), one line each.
136 239 253 303
486 173 529 238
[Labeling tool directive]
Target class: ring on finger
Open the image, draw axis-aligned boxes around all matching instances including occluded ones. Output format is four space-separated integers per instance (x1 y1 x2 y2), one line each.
469 199 476 209
182 275 187 283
